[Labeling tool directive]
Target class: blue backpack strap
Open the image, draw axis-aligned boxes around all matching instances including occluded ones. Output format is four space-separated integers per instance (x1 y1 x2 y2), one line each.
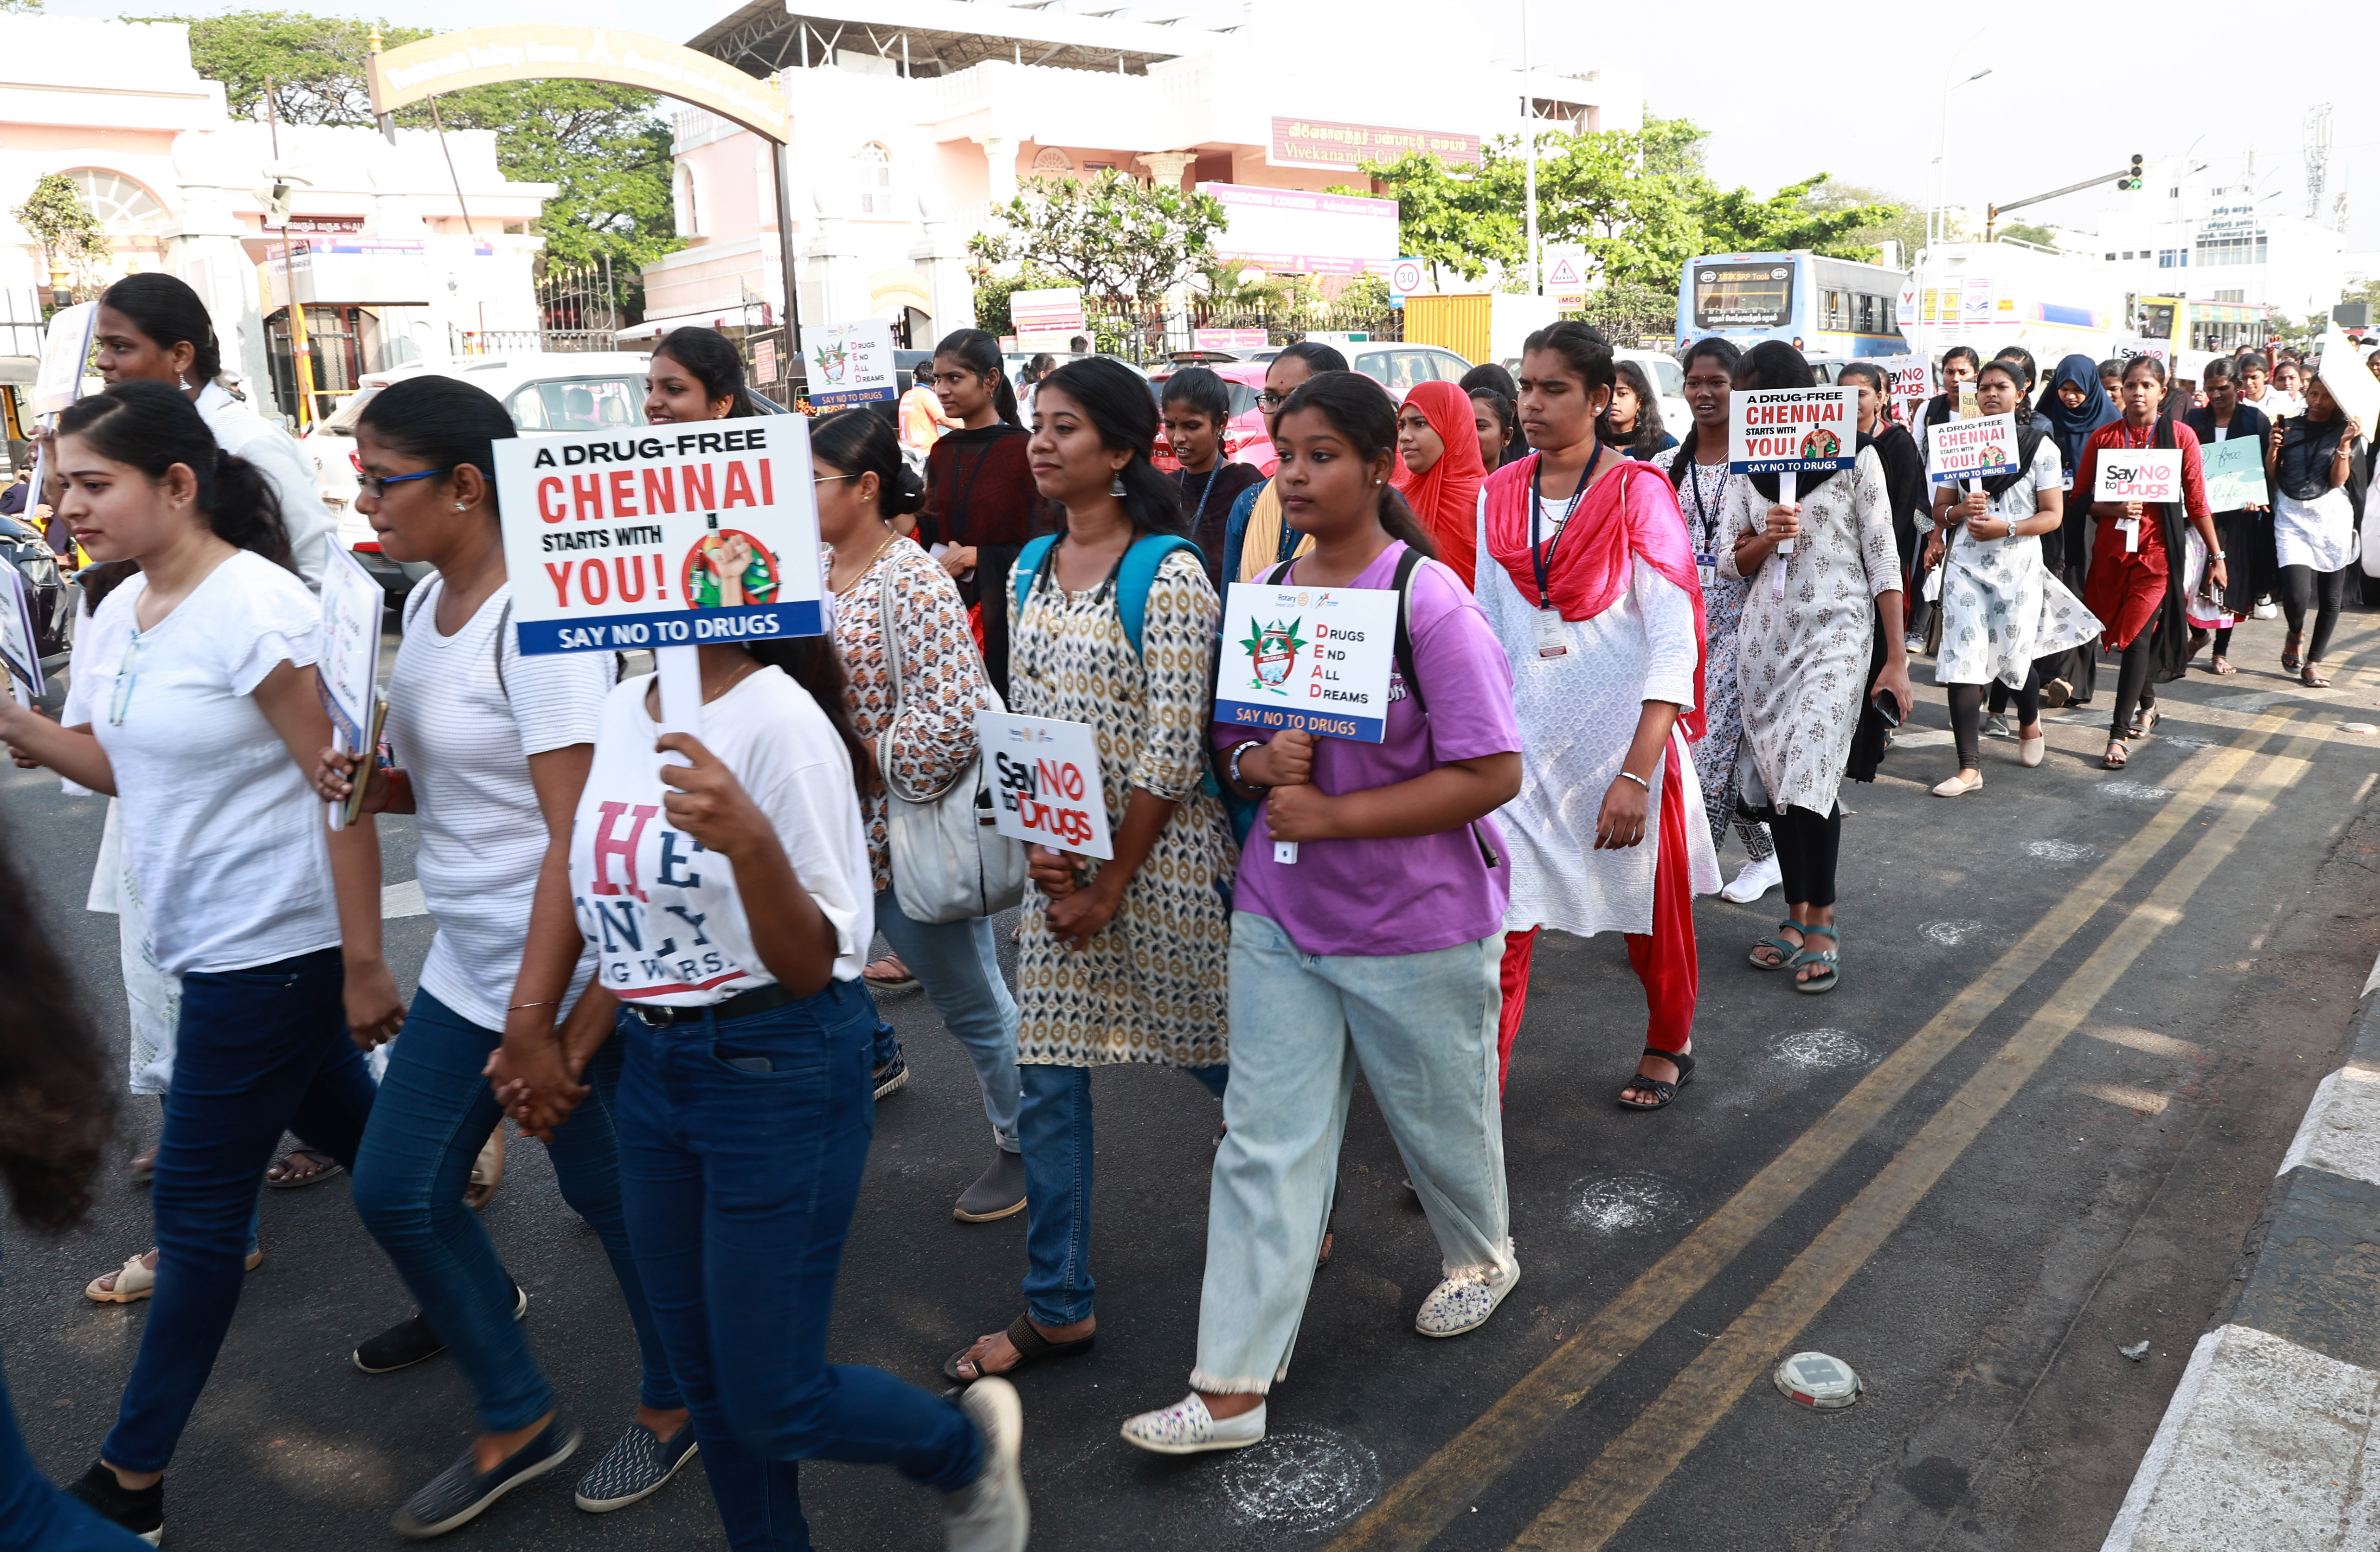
1011 533 1060 614
1219 478 1268 588
1116 533 1201 657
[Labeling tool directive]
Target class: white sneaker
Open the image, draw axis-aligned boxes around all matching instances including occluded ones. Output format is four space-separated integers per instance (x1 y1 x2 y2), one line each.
946 1378 1028 1552
1982 714 2014 740
1720 853 1781 904
1904 633 1926 656
1119 1394 1267 1455
1415 1260 1520 1338
2254 600 2279 620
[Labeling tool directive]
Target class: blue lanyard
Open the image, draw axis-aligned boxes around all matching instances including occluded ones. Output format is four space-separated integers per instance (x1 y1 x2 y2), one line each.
1529 443 1601 608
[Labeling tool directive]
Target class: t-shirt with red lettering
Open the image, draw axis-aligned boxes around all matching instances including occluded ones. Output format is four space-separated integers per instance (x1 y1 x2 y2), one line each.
568 664 872 1005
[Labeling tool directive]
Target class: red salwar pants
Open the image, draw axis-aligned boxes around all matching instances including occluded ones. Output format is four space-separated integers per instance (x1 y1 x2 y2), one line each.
1495 744 1698 1092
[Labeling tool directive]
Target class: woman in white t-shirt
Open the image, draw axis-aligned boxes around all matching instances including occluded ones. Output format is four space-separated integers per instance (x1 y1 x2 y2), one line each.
307 376 692 1536
492 348 1028 1551
0 379 403 1545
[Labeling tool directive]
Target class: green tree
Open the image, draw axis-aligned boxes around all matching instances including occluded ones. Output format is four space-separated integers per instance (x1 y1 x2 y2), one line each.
1694 174 1898 263
141 10 681 307
1997 221 2058 247
966 260 1072 337
1804 179 1926 260
13 172 110 309
968 171 1227 310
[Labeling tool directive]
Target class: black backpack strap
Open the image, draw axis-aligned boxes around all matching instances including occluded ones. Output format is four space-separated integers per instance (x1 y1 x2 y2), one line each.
1390 545 1427 717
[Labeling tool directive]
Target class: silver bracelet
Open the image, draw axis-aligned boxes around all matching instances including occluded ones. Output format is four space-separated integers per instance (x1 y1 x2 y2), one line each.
1227 739 1267 793
1615 770 1651 792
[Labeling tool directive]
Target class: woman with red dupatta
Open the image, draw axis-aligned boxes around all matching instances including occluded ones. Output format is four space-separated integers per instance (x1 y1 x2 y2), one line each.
1473 322 1721 1111
1391 380 1487 587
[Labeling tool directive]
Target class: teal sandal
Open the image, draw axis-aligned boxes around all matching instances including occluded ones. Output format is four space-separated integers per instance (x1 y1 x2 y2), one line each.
1793 924 1840 994
1749 921 1805 971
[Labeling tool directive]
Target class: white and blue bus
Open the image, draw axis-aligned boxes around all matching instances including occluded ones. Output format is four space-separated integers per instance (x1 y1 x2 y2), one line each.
1677 251 1908 359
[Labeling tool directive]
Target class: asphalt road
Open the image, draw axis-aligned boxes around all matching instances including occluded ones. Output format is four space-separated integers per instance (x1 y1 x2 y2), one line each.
4 602 2377 1552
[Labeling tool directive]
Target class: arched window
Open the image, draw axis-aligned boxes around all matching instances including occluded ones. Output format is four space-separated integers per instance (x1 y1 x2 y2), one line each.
674 162 702 238
63 169 164 236
855 142 892 216
1032 147 1073 178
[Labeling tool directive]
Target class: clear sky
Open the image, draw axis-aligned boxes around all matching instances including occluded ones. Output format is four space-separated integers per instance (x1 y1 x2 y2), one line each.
46 0 2380 252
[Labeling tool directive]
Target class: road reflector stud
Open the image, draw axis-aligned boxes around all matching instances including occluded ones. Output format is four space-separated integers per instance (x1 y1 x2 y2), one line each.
1772 1352 1860 1410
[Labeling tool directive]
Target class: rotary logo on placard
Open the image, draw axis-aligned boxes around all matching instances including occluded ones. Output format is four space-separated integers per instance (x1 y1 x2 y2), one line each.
1240 616 1306 692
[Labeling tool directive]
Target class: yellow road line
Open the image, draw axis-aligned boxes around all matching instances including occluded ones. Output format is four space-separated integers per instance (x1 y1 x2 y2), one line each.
1324 711 2295 1552
1510 728 2320 1550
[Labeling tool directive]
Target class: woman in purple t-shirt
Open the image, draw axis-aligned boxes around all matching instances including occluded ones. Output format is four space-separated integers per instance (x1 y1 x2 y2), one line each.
1118 371 1525 1457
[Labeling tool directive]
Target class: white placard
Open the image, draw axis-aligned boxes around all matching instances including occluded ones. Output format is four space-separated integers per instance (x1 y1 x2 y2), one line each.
1215 580 1400 743
802 319 896 411
1927 412 2020 482
2110 337 2170 370
1729 387 1858 476
316 541 383 754
29 302 95 419
2318 323 2380 435
1877 354 1931 425
0 561 40 697
978 710 1114 861
2174 348 2219 385
492 417 825 658
2094 448 2183 503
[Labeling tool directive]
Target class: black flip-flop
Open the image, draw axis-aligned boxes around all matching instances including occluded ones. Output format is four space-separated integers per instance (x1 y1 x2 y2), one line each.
944 1314 1094 1385
1617 1047 1696 1111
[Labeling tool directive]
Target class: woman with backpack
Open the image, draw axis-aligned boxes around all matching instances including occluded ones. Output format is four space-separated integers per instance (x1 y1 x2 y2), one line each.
813 408 1024 1225
1118 370 1523 1455
944 355 1232 1386
1922 357 2100 796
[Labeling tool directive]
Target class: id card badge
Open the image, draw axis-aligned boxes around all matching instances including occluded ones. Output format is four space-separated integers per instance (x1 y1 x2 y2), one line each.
1531 607 1570 658
1695 552 1717 587
2061 471 2075 492
2118 517 2141 553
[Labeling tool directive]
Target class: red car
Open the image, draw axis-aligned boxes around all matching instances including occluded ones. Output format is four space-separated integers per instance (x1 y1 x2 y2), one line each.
1148 360 1277 475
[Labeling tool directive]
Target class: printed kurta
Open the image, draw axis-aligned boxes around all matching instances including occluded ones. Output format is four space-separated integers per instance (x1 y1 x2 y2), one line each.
1933 438 2102 689
1719 445 1900 818
1009 548 1231 1068
831 537 996 893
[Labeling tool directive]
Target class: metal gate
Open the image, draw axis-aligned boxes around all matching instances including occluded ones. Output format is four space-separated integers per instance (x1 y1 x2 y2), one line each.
451 258 623 356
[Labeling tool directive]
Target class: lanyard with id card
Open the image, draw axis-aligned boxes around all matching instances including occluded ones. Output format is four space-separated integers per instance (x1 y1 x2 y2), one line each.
1684 458 1721 589
1529 444 1600 657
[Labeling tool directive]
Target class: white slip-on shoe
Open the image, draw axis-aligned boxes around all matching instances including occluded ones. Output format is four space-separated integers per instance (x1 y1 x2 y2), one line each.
1120 1394 1267 1455
1415 1260 1520 1338
946 1377 1028 1552
1719 854 1781 904
2018 734 2046 769
1930 771 1983 798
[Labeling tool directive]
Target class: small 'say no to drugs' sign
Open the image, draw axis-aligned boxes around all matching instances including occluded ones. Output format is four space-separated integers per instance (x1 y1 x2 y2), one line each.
978 711 1113 859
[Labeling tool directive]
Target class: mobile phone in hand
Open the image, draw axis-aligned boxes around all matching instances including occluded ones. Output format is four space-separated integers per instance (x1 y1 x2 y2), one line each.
1871 689 1904 728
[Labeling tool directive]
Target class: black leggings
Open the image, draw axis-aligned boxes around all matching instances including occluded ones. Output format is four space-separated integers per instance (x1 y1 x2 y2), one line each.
1770 803 1842 910
2110 625 2161 741
2279 562 2349 665
1950 672 2041 769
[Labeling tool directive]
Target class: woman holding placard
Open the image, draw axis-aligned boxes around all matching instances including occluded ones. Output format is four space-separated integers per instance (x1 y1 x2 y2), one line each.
2036 354 2122 705
812 407 1027 1225
0 380 404 1546
307 376 706 1535
1721 342 1913 994
1118 370 1524 1453
2074 357 2220 767
2265 376 2366 689
945 355 1231 1387
1922 359 2100 796
1480 321 1719 1105
2184 358 2273 676
1653 337 1780 907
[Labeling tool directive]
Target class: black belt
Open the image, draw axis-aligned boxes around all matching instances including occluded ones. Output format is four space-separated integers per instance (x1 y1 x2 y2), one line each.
627 981 804 1028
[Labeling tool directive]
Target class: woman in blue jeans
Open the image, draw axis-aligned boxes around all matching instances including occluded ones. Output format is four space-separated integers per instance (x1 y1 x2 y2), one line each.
0 379 405 1546
496 339 1028 1552
815 408 1026 1223
312 375 691 1538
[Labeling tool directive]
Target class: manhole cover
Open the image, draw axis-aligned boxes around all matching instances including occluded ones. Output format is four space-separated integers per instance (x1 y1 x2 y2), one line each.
1774 1350 1862 1410
1920 919 1985 946
1570 1173 1691 1235
1218 1425 1382 1533
1765 1028 1877 1071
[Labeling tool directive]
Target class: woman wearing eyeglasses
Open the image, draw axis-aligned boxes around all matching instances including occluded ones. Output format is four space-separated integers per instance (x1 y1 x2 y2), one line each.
0 380 403 1547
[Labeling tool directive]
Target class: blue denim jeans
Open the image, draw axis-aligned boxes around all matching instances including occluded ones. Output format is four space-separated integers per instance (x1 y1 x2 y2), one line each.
874 889 1021 1152
615 979 981 1551
0 1337 149 1550
103 948 375 1473
1192 914 1511 1394
1018 1063 1095 1327
351 988 680 1433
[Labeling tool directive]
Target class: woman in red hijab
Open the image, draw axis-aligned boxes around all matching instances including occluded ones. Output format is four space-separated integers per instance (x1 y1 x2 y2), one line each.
1392 380 1486 587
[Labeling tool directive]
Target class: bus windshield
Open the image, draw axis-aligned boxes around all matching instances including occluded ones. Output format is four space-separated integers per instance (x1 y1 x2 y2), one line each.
1694 262 1795 329
2137 301 2176 341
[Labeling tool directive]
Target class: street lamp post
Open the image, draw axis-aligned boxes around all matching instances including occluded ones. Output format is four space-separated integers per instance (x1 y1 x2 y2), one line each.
1930 66 1994 247
1521 0 1538 296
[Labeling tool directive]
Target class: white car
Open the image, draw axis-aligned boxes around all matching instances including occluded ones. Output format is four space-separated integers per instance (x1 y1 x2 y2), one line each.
303 351 662 595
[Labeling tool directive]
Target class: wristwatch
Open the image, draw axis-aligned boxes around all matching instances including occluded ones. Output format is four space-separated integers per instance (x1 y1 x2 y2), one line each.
1227 739 1267 793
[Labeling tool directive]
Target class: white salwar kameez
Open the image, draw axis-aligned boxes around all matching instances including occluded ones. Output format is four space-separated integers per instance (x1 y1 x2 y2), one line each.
1477 502 1722 937
1932 438 2101 689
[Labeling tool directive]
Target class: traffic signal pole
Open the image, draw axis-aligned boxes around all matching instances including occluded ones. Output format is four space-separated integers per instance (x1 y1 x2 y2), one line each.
1985 156 2143 242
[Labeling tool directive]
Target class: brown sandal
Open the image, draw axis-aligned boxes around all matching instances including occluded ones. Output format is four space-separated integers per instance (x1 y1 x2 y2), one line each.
944 1313 1096 1384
